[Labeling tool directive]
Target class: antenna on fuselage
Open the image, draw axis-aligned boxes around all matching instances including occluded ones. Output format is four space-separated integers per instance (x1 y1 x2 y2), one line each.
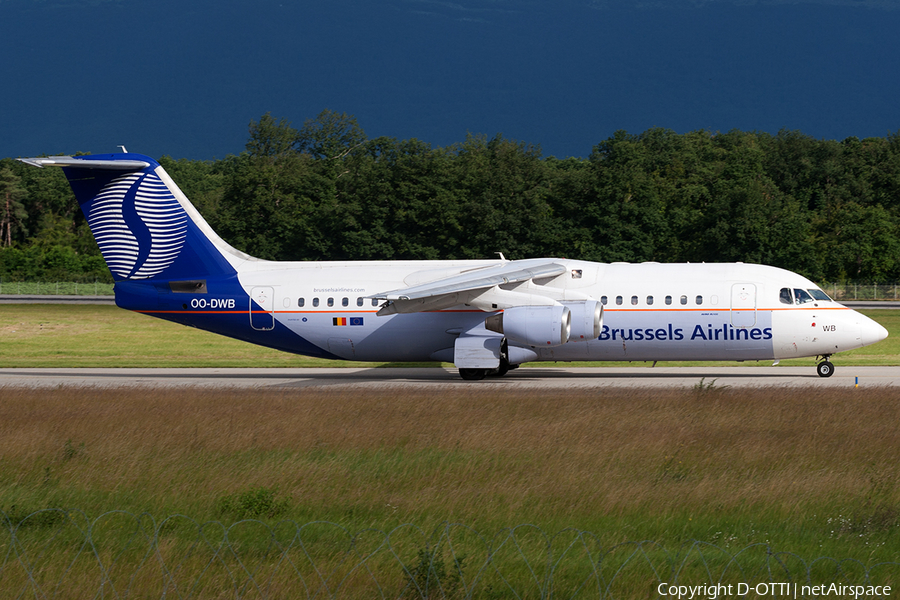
496 252 507 263
117 145 128 153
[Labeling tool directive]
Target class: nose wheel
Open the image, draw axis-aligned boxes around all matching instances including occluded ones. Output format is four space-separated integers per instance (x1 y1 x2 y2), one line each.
816 357 834 378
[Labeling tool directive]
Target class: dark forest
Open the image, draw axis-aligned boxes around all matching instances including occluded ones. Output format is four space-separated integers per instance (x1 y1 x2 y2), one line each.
3 111 898 284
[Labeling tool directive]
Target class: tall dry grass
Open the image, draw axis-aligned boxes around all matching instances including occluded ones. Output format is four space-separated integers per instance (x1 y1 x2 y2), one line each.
1 384 898 556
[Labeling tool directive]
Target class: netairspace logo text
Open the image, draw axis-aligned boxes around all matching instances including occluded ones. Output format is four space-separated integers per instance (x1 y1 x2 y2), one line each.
657 582 892 599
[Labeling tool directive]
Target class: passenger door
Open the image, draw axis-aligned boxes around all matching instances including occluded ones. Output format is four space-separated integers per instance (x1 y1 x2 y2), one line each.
250 286 275 331
730 283 757 328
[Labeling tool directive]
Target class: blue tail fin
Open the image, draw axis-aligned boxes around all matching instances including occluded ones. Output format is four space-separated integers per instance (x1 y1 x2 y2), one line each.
20 153 241 282
19 153 335 359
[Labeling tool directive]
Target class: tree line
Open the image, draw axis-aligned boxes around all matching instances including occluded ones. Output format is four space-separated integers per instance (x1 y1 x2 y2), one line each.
2 110 899 284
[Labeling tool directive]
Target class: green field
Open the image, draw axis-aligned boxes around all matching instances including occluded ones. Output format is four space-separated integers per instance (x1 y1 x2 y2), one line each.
0 303 897 368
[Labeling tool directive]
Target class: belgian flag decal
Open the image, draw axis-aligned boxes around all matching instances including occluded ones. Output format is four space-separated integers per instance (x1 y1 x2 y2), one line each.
333 317 365 326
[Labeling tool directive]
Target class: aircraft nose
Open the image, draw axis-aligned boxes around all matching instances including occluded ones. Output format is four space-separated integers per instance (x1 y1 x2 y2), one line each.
859 314 889 347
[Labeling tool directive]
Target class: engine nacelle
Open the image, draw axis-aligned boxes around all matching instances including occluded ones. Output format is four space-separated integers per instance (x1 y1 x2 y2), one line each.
564 300 603 342
484 305 571 347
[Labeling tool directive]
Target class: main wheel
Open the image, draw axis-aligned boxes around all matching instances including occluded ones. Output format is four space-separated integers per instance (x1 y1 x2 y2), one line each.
459 368 489 381
492 339 510 376
493 358 510 377
816 360 834 378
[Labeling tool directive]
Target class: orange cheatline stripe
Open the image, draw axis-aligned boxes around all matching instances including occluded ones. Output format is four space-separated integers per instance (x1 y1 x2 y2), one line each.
602 306 850 312
136 310 246 315
278 310 379 314
136 306 851 316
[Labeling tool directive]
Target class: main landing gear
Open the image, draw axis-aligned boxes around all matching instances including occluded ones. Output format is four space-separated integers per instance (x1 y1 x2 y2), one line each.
458 341 518 381
816 355 834 378
459 368 490 381
458 361 519 380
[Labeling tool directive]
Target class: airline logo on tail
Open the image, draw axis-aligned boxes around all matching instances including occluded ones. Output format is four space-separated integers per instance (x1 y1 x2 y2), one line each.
88 172 188 279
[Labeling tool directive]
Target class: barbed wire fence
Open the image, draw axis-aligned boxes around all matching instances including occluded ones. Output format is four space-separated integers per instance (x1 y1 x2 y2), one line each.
2 509 898 599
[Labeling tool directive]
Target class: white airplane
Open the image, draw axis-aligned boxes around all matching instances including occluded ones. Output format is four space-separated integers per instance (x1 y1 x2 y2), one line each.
19 153 888 380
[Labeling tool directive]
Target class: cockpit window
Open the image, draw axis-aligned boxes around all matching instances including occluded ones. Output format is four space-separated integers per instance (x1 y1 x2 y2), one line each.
793 288 815 304
808 288 831 301
779 288 793 305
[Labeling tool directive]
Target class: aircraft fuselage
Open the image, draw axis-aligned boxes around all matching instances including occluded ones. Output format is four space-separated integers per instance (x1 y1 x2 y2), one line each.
115 259 884 365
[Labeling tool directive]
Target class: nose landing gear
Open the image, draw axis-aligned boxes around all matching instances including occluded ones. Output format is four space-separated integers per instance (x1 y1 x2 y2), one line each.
816 355 834 378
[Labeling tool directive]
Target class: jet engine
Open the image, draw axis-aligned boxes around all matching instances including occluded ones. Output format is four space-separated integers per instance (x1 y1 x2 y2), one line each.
564 300 603 341
484 305 571 347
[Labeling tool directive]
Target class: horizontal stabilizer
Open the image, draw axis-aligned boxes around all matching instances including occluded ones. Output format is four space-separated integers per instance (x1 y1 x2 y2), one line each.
17 156 150 170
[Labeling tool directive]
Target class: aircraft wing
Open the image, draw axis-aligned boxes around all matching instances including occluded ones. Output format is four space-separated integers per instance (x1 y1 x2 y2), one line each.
373 260 568 314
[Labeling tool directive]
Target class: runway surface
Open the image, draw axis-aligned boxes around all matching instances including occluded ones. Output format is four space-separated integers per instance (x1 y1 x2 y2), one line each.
0 366 897 390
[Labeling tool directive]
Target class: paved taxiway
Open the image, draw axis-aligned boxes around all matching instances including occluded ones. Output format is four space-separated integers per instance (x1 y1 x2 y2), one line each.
0 366 896 389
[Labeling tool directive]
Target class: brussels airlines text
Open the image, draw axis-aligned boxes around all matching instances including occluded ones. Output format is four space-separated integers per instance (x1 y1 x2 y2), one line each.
599 324 773 342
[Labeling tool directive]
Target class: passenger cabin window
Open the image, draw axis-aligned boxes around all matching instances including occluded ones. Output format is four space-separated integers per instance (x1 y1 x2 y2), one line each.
298 298 305 307
647 295 654 305
680 295 687 305
779 288 793 304
312 298 319 307
616 296 623 306
696 295 703 305
631 295 638 305
327 298 334 307
342 297 349 307
665 296 672 305
794 289 814 305
372 299 379 307
601 296 608 305
357 297 364 307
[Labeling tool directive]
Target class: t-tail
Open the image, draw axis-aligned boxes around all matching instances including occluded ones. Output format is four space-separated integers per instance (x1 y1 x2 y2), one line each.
19 153 249 309
15 153 328 353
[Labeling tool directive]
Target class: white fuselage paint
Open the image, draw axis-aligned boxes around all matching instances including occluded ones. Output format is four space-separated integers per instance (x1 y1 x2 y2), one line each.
231 259 886 364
